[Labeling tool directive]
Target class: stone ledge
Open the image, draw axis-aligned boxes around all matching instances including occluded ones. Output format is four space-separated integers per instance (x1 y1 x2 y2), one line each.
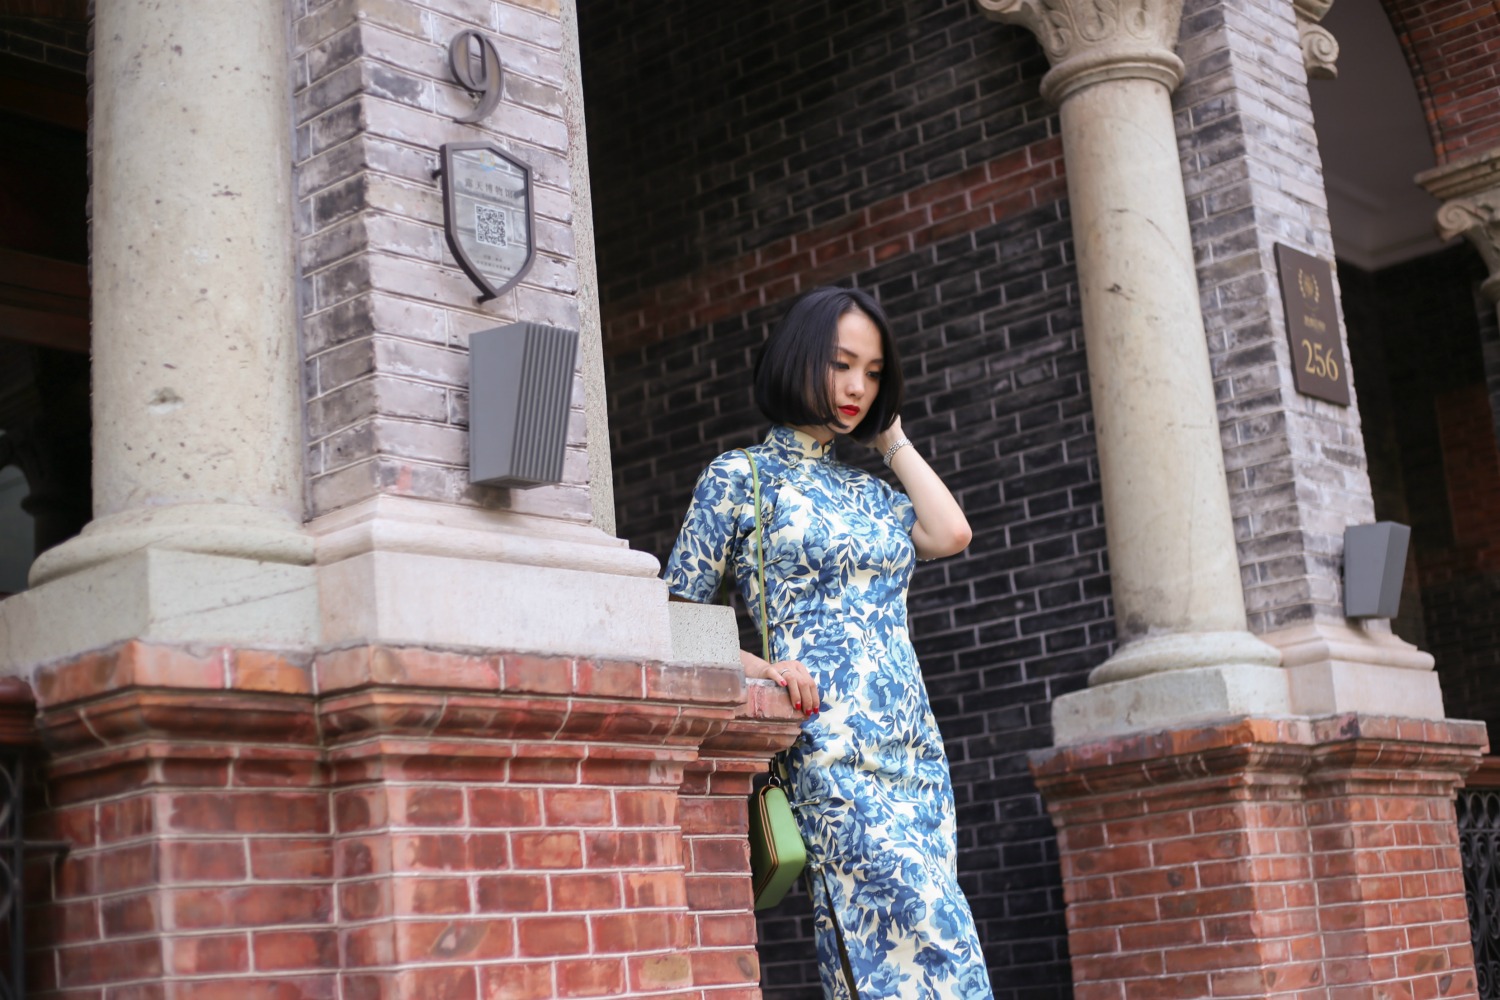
701 678 805 758
34 640 314 708
1416 145 1500 202
31 641 751 709
27 640 804 766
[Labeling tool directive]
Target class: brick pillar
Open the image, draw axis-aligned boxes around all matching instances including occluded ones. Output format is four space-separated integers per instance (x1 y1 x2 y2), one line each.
314 645 790 1000
1032 716 1487 998
22 642 797 999
27 642 328 998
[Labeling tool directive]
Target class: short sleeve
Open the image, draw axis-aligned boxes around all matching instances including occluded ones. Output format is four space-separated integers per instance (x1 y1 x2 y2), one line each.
876 476 917 535
663 452 752 603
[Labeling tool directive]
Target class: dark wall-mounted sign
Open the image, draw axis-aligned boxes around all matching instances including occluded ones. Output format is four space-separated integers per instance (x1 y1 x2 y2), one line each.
448 30 503 124
1275 243 1350 406
438 142 536 302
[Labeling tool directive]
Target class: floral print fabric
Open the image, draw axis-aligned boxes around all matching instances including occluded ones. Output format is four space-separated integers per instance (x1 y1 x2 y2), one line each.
665 425 994 1000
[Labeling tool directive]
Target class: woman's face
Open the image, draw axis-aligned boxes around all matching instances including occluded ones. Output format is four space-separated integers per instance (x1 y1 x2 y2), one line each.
807 308 883 442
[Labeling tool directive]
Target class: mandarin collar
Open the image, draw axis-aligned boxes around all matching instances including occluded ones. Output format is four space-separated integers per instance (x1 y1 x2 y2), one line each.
766 425 833 463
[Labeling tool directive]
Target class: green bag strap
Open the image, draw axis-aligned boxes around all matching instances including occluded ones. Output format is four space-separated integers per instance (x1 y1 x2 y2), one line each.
739 448 771 664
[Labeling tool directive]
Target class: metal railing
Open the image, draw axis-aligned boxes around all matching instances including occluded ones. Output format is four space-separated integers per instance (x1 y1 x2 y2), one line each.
1460 766 1500 998
0 753 26 1000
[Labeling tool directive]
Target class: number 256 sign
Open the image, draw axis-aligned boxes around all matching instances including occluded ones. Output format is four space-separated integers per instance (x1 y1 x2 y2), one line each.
1275 244 1350 406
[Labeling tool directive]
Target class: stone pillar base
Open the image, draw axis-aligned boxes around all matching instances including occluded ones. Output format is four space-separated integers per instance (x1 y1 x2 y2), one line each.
309 496 673 662
1052 663 1291 744
1032 715 1487 999
24 640 799 999
0 549 319 674
1264 621 1447 719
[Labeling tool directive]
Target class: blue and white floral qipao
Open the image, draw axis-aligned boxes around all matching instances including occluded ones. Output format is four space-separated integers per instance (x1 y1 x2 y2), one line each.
664 425 993 1000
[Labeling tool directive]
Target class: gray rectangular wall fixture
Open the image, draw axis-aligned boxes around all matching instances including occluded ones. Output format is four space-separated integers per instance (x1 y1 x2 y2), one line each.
1343 521 1412 619
468 321 579 489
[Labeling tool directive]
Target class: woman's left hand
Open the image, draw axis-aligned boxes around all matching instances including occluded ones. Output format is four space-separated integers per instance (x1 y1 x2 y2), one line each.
770 659 820 717
741 650 821 717
868 414 973 559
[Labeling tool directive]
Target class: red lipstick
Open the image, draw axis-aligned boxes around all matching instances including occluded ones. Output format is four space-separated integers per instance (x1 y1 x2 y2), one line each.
839 405 860 417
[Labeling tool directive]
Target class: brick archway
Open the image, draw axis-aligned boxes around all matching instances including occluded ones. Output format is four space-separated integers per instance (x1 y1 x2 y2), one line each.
1380 0 1500 163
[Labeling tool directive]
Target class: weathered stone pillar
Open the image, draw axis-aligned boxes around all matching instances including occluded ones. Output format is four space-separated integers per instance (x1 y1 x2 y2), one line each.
0 0 317 670
977 0 1281 741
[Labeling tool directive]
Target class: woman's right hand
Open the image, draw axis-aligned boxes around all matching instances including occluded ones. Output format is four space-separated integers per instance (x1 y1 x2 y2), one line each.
743 652 820 716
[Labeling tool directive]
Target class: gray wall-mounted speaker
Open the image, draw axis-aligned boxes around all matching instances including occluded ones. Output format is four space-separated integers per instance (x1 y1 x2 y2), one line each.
1343 521 1412 619
468 322 579 489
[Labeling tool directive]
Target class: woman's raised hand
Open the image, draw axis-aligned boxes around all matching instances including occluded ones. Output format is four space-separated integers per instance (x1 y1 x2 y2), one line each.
871 414 906 457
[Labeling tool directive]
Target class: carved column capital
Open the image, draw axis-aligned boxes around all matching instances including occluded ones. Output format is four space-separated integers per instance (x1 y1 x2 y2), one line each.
1435 192 1500 301
1293 0 1339 80
976 0 1186 103
1418 148 1500 302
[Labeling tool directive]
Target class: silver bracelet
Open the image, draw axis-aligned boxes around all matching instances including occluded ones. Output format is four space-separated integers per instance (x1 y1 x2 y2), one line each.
882 437 912 467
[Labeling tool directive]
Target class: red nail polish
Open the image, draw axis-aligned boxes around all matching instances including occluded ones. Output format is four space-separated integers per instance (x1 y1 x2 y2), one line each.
794 703 801 710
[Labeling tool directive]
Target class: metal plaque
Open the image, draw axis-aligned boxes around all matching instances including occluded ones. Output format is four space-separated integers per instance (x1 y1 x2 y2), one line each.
1275 243 1350 406
439 142 536 302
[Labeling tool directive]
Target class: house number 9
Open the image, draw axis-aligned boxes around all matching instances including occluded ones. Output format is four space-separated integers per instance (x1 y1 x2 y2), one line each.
448 30 503 124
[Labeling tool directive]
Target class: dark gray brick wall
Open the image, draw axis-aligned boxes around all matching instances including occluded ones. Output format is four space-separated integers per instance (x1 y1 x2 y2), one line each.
581 1 1095 996
0 16 87 73
606 213 1098 1000
580 0 1054 308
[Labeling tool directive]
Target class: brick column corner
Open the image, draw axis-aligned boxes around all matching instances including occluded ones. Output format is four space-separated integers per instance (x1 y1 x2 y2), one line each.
1032 715 1488 999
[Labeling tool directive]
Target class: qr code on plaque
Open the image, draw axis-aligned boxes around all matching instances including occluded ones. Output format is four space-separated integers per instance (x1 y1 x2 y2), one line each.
474 204 508 247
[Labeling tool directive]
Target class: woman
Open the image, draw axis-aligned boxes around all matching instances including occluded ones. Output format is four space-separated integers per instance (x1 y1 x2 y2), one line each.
664 286 993 1000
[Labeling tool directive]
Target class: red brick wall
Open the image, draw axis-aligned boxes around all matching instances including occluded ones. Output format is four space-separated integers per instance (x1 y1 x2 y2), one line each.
1421 383 1500 745
1434 384 1500 569
21 641 800 999
1383 0 1500 162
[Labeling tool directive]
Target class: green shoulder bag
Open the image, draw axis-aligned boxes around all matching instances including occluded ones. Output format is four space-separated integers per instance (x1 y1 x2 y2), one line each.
740 448 808 911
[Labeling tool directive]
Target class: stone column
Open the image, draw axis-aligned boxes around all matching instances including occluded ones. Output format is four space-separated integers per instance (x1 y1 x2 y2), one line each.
0 0 317 671
977 0 1280 741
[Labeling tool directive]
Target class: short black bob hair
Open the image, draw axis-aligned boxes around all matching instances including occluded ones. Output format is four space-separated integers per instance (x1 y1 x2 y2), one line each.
753 285 904 444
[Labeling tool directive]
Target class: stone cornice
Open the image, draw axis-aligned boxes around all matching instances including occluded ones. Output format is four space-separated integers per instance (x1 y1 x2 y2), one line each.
1416 147 1500 302
1030 714 1488 805
1415 146 1500 202
976 0 1186 104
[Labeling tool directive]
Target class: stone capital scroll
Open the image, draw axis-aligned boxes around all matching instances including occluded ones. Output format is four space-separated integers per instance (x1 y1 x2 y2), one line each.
1418 148 1500 303
975 0 1187 103
1294 0 1339 80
